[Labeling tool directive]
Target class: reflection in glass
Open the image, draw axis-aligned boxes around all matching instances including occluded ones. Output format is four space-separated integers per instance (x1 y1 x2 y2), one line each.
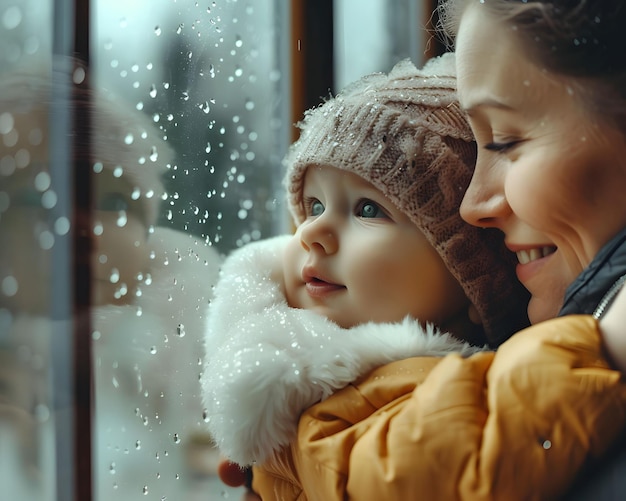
1 0 424 498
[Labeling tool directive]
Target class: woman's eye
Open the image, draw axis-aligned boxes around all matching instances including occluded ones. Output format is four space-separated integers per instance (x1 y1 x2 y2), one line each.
357 200 385 219
97 193 129 212
308 199 324 217
484 141 518 153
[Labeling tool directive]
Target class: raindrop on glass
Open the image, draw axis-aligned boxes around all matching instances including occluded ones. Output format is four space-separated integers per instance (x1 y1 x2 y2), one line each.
116 211 127 227
109 269 120 284
2 6 23 30
1 276 18 297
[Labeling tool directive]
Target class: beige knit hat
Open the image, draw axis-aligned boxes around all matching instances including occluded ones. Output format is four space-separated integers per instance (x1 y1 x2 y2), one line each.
284 53 530 346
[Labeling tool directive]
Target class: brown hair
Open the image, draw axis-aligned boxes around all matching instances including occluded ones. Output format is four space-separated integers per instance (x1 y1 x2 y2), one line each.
437 0 626 130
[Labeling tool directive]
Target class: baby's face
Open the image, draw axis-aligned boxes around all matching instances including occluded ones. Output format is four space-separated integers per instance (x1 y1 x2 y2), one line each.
283 165 470 329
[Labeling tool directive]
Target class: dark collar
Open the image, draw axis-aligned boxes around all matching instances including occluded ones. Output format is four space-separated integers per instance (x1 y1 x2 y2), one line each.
559 227 626 316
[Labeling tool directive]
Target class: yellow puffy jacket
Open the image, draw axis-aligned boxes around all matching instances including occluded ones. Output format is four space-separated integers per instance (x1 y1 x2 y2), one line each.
252 315 626 500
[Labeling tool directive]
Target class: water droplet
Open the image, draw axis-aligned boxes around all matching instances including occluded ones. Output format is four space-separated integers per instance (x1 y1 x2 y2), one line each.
149 85 157 98
143 485 149 495
2 6 23 30
154 26 162 36
116 211 128 227
109 269 120 284
135 440 141 450
109 462 116 474
177 324 186 337
0 112 14 134
54 217 71 236
542 439 552 449
173 433 181 444
150 346 157 355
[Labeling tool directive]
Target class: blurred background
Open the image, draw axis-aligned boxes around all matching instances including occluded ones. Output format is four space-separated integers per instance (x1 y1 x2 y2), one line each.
0 0 442 499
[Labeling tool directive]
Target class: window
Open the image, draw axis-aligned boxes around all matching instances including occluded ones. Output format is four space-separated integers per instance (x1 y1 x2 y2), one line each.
0 1 438 499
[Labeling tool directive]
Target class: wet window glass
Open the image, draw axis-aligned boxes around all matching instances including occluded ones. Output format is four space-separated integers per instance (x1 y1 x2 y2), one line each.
0 0 437 499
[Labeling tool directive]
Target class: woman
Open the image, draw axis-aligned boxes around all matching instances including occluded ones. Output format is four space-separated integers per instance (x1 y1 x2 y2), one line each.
218 4 626 494
439 0 626 497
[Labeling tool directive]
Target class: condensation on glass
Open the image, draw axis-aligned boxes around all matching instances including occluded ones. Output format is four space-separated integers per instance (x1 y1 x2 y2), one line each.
90 2 288 499
1 0 288 499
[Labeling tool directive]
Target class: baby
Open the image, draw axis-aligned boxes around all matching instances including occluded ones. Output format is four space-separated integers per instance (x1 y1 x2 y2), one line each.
200 53 529 468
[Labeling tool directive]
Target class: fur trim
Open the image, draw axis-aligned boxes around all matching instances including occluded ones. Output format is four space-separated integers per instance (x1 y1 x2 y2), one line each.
201 235 488 466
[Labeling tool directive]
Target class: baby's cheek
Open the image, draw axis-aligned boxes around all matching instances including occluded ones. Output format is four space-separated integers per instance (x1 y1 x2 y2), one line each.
281 237 304 308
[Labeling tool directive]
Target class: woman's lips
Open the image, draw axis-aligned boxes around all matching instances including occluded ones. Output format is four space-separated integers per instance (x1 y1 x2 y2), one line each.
513 245 557 284
515 246 556 264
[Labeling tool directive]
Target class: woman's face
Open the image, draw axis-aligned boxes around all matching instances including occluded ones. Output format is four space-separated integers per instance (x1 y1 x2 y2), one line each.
455 4 626 324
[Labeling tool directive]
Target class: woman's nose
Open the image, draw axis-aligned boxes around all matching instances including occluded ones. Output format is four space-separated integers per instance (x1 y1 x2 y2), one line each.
460 156 510 228
298 215 339 255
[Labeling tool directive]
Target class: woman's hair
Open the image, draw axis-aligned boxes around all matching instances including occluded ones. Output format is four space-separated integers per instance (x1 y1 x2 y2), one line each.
437 0 626 130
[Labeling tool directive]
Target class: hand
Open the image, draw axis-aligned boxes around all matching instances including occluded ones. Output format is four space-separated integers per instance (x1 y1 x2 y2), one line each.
217 459 260 499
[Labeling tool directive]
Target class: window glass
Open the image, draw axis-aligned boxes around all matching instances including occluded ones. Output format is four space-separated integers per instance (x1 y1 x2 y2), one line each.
1 0 433 499
91 1 288 499
0 1 57 500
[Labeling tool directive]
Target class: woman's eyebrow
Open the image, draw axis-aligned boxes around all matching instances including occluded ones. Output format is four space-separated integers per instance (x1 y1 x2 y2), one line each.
462 98 514 116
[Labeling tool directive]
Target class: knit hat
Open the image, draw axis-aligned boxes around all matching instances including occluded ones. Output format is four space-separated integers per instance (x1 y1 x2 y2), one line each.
283 53 530 346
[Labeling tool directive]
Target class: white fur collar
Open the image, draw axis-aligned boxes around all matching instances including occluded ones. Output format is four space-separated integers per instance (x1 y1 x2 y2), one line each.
201 235 486 466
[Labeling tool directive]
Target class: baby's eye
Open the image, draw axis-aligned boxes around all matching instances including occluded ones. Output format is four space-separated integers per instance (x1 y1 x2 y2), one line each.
305 198 324 217
357 200 386 219
97 193 129 212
